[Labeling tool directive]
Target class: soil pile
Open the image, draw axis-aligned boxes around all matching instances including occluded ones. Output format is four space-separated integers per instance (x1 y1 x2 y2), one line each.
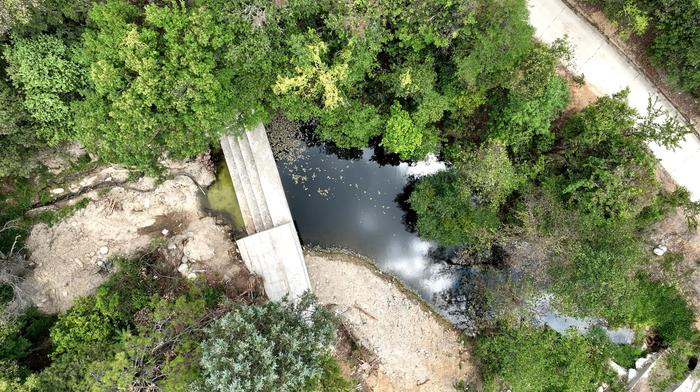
305 248 478 391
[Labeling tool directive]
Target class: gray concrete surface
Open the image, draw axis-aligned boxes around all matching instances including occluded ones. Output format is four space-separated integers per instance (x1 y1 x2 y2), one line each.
528 0 700 201
221 125 311 301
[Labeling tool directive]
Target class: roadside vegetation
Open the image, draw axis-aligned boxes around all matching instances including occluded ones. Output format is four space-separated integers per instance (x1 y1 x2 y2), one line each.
1 0 698 391
583 0 700 96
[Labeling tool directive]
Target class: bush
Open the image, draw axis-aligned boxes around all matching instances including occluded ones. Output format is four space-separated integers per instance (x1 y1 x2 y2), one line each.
476 323 621 392
409 171 501 248
198 293 336 392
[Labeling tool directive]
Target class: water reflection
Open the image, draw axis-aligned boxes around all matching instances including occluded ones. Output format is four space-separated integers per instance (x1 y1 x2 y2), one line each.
277 145 458 303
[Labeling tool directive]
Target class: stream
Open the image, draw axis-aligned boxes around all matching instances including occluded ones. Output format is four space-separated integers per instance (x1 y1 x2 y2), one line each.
207 136 634 341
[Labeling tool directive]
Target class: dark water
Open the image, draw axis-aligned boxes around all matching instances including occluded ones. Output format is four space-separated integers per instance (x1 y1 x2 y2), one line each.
275 144 477 315
274 144 636 338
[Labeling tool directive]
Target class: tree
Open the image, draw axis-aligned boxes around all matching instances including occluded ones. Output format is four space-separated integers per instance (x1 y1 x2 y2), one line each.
316 100 385 149
454 143 526 208
0 0 40 37
409 171 501 248
453 0 533 88
488 41 570 155
198 294 335 392
0 79 40 178
558 90 687 220
381 101 425 159
273 30 349 117
72 0 241 169
3 33 81 144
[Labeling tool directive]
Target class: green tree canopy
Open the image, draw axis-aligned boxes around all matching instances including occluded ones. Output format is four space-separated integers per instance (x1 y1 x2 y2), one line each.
3 33 81 144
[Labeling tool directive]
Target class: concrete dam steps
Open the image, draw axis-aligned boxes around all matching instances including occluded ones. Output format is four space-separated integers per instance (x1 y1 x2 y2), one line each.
221 124 311 301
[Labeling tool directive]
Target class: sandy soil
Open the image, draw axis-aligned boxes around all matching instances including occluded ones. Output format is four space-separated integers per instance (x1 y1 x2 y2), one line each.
22 157 245 313
305 248 478 391
645 171 700 329
560 66 602 113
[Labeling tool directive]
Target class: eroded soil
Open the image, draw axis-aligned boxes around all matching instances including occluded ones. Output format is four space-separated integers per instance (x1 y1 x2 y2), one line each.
22 158 246 313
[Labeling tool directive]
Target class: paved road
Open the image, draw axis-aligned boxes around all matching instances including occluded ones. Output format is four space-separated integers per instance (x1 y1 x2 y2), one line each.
528 0 700 201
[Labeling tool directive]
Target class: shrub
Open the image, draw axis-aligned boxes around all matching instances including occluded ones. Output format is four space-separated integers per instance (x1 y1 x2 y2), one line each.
409 171 501 248
198 293 336 392
476 323 621 392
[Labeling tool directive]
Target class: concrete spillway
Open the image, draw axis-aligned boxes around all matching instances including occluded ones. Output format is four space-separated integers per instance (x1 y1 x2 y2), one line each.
220 124 311 301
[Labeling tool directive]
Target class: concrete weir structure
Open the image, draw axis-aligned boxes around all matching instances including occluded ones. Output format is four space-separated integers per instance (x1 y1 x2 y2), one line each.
220 124 311 301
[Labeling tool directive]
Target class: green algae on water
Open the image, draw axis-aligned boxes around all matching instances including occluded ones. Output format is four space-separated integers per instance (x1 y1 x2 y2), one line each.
206 161 246 233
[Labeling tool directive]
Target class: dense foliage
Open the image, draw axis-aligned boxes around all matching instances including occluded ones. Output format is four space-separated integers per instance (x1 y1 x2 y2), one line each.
0 0 544 172
0 258 343 391
476 323 624 392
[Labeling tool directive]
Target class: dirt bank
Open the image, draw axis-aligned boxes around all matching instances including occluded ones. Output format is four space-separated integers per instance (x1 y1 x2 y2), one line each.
305 248 478 391
22 157 245 313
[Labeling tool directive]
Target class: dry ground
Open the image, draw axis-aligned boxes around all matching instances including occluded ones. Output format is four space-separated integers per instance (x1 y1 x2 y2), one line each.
305 248 479 392
21 157 247 313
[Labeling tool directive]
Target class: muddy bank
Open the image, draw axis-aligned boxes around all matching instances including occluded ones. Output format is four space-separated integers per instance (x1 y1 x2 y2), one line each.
305 247 479 391
22 157 246 313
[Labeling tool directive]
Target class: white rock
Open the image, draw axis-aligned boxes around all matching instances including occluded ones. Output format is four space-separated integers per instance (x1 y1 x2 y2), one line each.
178 263 189 274
74 258 83 267
628 368 638 382
50 188 65 195
653 245 668 256
609 360 627 377
99 246 109 255
161 228 169 236
635 356 651 369
105 176 112 182
143 197 150 209
187 272 197 280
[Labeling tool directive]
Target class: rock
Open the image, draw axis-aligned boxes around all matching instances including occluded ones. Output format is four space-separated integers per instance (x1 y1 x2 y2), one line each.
74 258 83 268
628 368 637 382
181 255 188 264
143 197 150 209
51 188 65 195
161 228 169 236
99 246 109 255
187 272 197 280
183 237 215 262
635 356 651 369
178 263 189 274
653 244 668 256
105 176 112 182
609 360 627 377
